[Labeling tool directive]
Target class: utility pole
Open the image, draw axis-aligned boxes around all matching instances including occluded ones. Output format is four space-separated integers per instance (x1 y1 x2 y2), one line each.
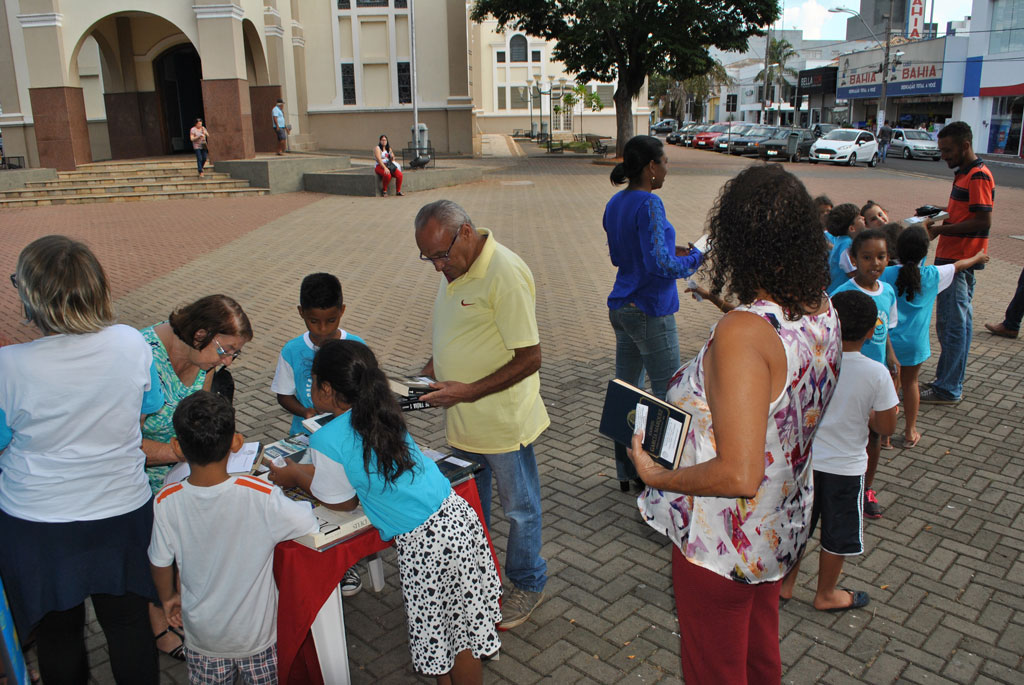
878 0 895 133
761 25 771 125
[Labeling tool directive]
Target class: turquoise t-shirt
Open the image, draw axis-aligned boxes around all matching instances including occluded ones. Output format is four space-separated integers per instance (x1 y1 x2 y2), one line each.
827 235 853 294
270 330 365 435
831 279 898 365
881 263 955 367
309 411 450 540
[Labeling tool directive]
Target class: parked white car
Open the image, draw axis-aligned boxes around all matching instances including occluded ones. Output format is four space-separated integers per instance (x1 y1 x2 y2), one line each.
888 128 941 160
809 129 879 167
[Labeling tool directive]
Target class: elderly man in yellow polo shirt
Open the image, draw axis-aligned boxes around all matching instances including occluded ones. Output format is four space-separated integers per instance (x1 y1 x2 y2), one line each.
415 199 549 630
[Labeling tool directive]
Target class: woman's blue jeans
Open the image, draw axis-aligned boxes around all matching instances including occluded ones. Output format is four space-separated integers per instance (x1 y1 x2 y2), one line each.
194 147 208 173
608 305 681 481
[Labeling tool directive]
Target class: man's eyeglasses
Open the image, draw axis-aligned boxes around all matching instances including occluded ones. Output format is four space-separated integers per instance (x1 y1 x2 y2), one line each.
418 230 460 263
214 337 242 360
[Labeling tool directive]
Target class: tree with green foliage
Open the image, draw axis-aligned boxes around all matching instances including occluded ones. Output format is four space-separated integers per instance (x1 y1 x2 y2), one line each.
471 0 778 156
755 37 799 113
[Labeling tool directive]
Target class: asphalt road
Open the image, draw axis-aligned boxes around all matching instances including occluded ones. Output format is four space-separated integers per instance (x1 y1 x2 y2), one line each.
876 155 1024 189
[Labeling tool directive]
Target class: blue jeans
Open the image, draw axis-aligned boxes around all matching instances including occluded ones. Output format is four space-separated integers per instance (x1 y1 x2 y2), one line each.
933 269 975 400
1002 267 1024 331
608 305 680 481
194 147 208 173
450 443 547 593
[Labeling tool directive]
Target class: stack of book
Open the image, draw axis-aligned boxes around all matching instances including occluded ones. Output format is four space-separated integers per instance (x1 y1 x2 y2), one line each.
388 376 434 412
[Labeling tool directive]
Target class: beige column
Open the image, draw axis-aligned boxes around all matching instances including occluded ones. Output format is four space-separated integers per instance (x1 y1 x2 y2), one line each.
195 1 255 160
290 21 309 133
444 0 473 155
18 0 92 169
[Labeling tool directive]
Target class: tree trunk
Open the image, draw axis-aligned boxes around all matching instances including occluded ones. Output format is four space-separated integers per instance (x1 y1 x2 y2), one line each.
614 86 634 158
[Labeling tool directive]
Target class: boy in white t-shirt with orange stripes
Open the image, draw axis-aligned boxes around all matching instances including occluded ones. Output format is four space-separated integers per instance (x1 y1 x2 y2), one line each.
149 392 317 684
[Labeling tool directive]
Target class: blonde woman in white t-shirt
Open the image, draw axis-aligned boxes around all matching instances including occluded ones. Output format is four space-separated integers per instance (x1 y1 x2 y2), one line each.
0 235 163 684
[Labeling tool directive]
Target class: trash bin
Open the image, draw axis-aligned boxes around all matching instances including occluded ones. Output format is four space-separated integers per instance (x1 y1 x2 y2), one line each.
411 123 429 152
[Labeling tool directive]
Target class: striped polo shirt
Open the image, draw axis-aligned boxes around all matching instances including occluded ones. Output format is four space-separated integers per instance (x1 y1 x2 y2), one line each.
935 157 994 268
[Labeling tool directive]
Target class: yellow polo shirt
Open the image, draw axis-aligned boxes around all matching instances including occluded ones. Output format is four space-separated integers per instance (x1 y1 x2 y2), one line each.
432 228 550 454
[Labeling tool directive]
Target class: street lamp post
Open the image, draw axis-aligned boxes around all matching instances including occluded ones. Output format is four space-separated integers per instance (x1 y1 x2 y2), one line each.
527 78 535 137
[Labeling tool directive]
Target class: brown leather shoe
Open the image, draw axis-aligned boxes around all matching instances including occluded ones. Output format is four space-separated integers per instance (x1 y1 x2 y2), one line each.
985 322 1019 339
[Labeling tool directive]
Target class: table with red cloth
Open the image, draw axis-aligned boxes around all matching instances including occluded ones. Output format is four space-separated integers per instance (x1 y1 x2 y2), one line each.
274 478 498 684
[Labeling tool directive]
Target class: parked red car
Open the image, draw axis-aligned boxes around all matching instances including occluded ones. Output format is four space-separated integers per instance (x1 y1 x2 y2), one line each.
692 123 733 150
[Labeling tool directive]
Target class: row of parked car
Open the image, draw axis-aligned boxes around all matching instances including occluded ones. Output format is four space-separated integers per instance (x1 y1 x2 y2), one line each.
656 121 941 167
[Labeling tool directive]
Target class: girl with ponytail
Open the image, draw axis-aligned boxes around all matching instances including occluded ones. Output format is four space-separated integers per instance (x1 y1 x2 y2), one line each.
880 227 989 447
603 135 703 491
268 339 500 682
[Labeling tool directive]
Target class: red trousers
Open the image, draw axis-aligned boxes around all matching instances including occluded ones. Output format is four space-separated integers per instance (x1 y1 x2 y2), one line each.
374 164 402 193
672 545 782 684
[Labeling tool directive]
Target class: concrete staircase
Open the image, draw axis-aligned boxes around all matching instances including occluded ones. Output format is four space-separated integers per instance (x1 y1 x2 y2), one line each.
0 158 266 208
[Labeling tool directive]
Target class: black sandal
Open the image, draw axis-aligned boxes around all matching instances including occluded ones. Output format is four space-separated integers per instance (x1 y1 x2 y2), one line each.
155 626 186 661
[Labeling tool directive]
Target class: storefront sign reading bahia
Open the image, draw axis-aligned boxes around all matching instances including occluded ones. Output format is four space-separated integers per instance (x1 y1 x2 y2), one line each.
837 38 945 99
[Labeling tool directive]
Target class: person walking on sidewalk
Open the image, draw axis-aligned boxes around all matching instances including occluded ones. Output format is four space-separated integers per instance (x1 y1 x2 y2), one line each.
878 120 893 162
189 118 209 177
985 266 1023 339
272 98 289 155
921 122 995 404
415 199 549 630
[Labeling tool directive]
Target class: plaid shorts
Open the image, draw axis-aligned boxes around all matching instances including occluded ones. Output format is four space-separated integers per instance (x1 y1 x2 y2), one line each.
184 643 277 684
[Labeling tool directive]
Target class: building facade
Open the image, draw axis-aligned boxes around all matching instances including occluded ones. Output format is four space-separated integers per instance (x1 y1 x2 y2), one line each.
0 0 473 170
469 17 649 139
959 0 1024 156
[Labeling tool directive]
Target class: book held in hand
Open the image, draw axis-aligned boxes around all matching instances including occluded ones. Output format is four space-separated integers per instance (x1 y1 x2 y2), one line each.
301 412 335 434
599 379 692 470
388 376 436 412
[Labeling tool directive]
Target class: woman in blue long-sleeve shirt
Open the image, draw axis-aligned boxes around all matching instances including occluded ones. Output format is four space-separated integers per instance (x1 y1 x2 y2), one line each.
603 135 702 491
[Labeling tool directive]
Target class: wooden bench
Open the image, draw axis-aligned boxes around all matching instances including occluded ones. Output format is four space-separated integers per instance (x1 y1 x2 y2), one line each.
547 140 565 153
586 136 609 157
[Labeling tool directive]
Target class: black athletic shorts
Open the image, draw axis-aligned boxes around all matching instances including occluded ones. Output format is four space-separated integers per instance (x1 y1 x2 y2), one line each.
809 470 864 556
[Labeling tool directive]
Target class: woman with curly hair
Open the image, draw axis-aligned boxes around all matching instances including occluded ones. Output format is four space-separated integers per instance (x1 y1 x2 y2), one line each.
603 135 702 491
628 164 843 683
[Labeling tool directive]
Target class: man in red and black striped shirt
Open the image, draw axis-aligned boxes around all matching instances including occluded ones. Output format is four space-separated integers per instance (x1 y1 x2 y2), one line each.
921 122 995 404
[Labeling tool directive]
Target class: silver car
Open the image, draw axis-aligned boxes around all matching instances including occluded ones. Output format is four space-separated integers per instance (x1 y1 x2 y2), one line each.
888 128 940 160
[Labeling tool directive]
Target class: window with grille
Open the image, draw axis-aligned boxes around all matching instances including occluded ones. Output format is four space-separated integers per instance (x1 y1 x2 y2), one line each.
595 85 614 106
338 0 351 9
511 86 529 109
509 35 528 62
394 0 408 7
341 63 356 105
397 62 411 104
356 0 388 7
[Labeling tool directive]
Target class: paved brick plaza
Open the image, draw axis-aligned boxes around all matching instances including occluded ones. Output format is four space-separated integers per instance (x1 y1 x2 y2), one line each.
2 147 1022 683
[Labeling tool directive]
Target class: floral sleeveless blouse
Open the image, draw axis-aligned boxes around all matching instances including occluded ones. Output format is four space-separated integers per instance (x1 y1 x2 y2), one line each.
140 324 207 494
638 298 841 584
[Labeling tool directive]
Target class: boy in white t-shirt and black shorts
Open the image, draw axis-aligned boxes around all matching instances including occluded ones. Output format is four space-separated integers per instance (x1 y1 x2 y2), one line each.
779 290 899 612
149 392 317 684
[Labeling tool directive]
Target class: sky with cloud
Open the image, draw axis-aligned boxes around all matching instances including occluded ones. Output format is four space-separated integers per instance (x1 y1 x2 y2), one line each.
779 0 974 40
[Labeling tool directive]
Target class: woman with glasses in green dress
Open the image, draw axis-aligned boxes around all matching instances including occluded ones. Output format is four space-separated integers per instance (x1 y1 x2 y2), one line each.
139 294 252 659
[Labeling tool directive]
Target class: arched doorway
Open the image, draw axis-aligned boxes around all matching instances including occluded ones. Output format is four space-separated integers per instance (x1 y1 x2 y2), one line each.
154 45 204 153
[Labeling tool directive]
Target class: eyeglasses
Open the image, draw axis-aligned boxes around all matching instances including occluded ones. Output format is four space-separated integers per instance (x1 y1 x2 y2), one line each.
214 337 242 360
418 230 460 263
9 274 16 290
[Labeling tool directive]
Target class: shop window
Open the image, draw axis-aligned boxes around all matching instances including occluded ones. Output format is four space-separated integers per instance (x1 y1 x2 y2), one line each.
496 51 506 63
989 95 1023 155
341 63 356 105
510 35 528 62
397 62 411 104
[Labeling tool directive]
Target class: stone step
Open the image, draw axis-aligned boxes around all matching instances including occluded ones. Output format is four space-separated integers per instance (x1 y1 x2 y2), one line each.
0 187 266 208
58 165 219 181
75 159 214 172
25 172 234 188
1 179 251 199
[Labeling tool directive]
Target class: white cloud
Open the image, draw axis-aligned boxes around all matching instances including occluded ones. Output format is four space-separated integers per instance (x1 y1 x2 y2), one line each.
781 0 833 40
782 0 974 41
